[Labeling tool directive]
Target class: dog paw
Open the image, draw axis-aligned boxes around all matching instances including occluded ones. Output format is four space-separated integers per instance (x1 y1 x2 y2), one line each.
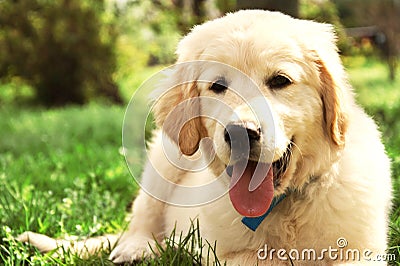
109 236 157 264
16 231 60 253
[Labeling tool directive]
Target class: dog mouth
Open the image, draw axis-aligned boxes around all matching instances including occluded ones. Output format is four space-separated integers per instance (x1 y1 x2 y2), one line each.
225 141 293 217
271 141 293 187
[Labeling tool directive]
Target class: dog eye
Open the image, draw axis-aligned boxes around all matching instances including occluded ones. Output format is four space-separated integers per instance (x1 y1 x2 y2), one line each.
268 74 292 89
210 77 228 93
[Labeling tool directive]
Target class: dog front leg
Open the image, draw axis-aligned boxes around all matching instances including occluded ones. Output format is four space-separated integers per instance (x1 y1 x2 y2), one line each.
109 190 165 264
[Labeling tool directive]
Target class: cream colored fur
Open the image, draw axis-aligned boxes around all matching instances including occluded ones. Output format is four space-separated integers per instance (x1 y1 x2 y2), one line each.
18 10 392 265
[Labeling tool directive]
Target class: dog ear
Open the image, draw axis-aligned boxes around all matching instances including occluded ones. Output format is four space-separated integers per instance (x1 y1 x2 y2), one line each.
317 59 348 147
298 19 350 147
299 20 350 148
152 65 207 156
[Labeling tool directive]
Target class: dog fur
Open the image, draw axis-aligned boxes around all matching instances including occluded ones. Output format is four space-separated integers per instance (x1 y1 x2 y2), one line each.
18 10 392 265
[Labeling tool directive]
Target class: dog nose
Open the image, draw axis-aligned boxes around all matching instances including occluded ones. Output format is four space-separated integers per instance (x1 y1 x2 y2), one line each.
224 122 261 148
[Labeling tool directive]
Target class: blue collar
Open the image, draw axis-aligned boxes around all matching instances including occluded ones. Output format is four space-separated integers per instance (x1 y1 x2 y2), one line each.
241 193 287 231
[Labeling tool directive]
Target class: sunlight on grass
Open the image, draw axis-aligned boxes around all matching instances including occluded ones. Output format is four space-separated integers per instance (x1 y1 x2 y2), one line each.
118 65 166 102
344 56 400 108
343 56 400 265
0 103 138 264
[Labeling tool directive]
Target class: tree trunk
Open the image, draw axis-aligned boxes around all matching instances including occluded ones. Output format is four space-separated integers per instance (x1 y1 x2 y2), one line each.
236 0 299 18
388 56 397 81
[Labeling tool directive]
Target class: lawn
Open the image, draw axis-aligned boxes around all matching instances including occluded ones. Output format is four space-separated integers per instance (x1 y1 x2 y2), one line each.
0 58 399 265
0 103 136 264
345 57 400 265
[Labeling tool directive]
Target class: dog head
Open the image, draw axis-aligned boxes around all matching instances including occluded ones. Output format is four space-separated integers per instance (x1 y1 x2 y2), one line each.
153 10 351 216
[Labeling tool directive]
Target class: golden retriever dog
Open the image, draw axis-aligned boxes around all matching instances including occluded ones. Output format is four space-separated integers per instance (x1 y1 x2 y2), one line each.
19 10 392 265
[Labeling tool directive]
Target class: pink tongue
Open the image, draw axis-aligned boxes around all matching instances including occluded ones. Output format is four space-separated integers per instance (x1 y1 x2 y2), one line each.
229 161 274 217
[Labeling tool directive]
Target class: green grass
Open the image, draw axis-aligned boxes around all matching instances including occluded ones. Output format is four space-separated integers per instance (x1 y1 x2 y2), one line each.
0 103 136 264
0 58 400 265
0 66 221 265
345 56 400 265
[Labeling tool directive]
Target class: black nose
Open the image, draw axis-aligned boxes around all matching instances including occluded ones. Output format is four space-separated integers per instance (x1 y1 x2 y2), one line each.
224 122 261 148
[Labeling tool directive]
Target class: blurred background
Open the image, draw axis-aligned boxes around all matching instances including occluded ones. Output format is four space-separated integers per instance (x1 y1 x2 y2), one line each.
0 0 399 264
1 0 399 104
